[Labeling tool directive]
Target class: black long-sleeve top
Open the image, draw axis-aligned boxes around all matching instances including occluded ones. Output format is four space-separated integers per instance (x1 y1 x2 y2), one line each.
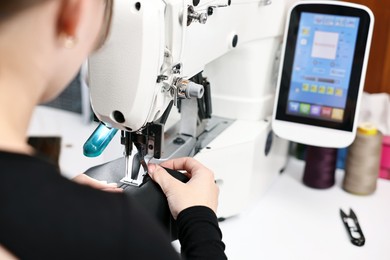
0 151 227 259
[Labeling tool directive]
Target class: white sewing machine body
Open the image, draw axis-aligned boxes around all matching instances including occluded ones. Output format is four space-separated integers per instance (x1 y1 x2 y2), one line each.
88 0 298 217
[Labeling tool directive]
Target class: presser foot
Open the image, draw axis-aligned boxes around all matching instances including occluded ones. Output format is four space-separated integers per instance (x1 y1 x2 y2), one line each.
120 175 146 187
121 154 151 187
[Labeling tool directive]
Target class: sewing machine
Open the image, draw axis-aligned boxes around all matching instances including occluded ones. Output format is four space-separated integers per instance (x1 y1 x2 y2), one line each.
85 0 298 237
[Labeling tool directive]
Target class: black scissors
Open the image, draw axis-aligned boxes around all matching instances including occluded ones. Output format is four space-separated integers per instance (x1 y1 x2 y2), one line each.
340 208 365 246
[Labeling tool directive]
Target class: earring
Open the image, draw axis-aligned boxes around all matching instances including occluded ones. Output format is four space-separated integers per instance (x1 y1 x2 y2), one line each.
60 33 78 49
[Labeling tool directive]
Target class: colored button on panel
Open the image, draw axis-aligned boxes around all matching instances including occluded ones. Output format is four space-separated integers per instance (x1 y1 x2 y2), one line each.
302 83 310 92
310 85 318 93
302 28 310 35
335 88 343 97
288 101 300 113
332 108 344 121
327 87 335 95
319 86 326 94
300 103 311 114
310 105 321 116
321 106 332 118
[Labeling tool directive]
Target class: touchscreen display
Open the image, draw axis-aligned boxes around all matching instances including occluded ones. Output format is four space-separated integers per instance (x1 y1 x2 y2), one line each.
286 13 360 122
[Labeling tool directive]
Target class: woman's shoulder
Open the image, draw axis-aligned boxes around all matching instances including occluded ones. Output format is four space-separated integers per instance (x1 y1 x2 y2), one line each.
0 150 147 259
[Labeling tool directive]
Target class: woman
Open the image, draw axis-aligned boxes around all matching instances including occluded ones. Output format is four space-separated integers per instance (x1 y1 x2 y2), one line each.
0 1 226 259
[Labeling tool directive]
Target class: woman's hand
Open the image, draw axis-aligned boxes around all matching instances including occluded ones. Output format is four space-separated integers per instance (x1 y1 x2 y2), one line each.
72 174 123 193
148 157 219 219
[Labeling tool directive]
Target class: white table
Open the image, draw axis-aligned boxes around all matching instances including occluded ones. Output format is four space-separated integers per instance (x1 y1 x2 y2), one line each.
219 158 390 260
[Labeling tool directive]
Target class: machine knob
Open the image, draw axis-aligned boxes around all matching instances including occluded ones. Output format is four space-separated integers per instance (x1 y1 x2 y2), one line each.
187 5 208 26
176 79 204 99
186 81 204 98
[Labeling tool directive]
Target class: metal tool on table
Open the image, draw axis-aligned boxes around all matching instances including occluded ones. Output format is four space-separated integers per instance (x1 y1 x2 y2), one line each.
340 208 365 247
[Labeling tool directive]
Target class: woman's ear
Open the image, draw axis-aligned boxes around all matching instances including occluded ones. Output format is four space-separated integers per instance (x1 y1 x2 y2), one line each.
56 0 85 47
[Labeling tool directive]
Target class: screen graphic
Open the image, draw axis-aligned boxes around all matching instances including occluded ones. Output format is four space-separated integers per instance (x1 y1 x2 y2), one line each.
287 13 360 122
